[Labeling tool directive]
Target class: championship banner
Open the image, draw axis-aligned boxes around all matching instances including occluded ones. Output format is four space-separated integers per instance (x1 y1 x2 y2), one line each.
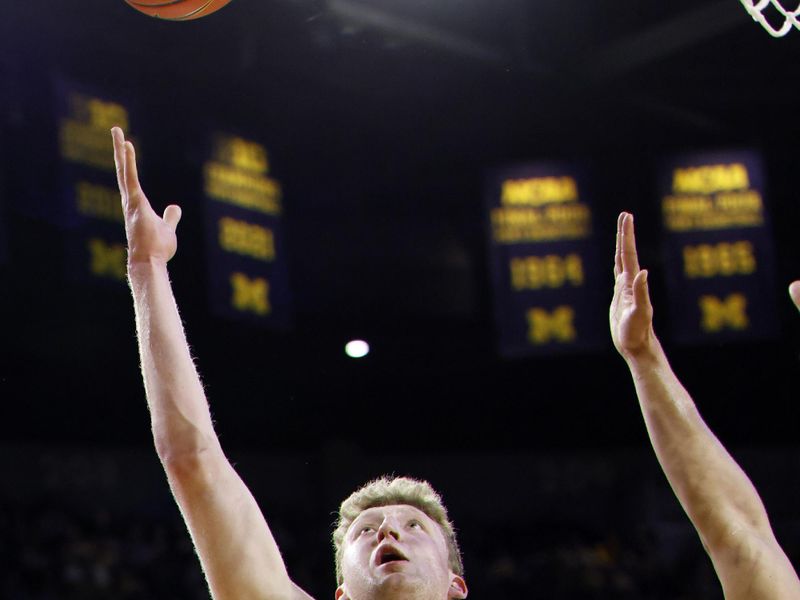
658 150 778 343
203 133 290 328
56 80 131 285
486 162 606 357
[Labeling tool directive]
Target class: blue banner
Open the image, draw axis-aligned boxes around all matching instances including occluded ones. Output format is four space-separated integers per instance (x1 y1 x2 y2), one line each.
203 133 291 328
658 149 777 343
55 79 132 285
486 162 606 357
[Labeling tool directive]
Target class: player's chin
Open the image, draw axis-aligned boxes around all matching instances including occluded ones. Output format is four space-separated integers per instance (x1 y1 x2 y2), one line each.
374 566 419 588
376 560 410 573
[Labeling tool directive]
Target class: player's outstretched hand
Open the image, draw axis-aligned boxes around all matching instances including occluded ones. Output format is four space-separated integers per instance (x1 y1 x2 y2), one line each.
789 281 800 312
112 127 181 265
610 212 656 360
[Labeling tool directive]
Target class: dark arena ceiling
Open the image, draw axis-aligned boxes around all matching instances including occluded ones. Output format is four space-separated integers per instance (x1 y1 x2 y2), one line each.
1 0 800 452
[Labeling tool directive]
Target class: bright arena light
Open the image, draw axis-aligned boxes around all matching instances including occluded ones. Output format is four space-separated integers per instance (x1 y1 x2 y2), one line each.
345 340 370 359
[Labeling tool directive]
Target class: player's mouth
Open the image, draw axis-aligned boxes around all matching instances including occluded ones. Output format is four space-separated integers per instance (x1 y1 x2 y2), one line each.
375 544 409 566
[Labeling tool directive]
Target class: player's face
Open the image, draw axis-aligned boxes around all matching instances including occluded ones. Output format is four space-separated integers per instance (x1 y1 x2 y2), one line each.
336 504 467 600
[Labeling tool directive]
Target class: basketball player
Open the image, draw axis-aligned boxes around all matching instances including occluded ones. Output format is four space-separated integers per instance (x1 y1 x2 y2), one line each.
612 212 800 599
790 280 800 311
112 127 798 599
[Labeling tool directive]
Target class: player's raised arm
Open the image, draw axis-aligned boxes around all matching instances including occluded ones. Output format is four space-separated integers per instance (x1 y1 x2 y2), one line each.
610 212 800 600
112 128 313 600
789 281 800 311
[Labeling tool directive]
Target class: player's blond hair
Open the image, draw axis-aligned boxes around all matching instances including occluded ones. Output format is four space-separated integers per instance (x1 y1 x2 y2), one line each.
332 476 464 584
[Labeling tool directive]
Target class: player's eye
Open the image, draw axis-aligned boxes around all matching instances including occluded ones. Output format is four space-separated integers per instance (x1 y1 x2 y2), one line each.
360 525 375 534
408 520 422 529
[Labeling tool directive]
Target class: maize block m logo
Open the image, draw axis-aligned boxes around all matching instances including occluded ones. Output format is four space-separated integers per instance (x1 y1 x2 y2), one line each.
526 306 576 345
230 272 271 316
699 293 748 332
88 238 126 281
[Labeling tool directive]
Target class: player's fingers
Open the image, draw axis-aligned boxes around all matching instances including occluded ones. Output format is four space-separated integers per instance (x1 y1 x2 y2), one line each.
789 280 800 311
620 212 641 275
163 205 182 232
123 141 146 208
633 269 651 312
614 212 625 278
111 127 127 205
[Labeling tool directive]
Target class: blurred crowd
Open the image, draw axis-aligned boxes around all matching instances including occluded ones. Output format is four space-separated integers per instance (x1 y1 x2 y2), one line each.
1 501 205 599
463 518 721 598
1 446 798 599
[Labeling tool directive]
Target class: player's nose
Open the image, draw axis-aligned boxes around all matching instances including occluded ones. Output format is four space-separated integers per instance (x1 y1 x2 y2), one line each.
377 517 400 541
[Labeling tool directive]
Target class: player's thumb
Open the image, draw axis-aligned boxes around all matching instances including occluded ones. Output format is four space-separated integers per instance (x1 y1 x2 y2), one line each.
633 269 651 311
163 205 182 231
789 280 800 311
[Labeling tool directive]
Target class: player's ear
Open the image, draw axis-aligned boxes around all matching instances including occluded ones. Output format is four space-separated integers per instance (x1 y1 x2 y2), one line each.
335 584 348 600
448 574 468 598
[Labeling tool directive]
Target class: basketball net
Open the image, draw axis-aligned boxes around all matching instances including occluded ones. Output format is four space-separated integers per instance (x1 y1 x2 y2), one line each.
740 0 800 36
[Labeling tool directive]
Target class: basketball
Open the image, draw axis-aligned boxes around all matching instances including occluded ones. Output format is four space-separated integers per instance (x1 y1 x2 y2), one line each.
124 0 234 20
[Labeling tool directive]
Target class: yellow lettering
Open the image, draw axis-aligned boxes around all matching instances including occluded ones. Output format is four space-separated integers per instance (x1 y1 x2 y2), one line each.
510 254 584 290
663 196 714 215
672 163 750 194
663 191 764 232
76 182 123 222
218 217 275 261
60 94 130 170
68 93 129 131
715 191 762 212
88 99 129 130
501 177 578 206
526 306 576 344
230 272 271 315
698 294 748 332
230 138 268 173
213 136 269 173
204 162 282 215
491 204 591 243
88 239 126 281
683 241 756 278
